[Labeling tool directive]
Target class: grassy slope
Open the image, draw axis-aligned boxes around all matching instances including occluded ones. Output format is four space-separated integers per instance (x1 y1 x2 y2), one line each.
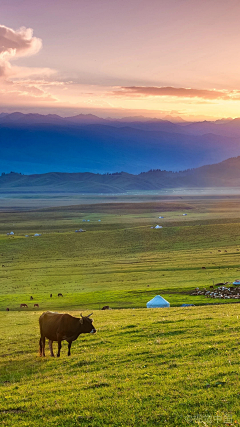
0 307 239 426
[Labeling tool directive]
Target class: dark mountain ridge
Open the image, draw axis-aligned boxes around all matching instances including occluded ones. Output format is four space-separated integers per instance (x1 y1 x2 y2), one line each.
1 156 240 194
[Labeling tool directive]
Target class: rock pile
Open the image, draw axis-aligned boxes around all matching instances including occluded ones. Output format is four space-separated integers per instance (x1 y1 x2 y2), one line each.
191 285 240 299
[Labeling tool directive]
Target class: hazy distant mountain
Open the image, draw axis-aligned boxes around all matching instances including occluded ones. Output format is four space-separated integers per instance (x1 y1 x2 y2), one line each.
1 156 240 193
1 112 240 175
182 118 240 137
0 112 65 125
65 113 107 125
162 115 187 123
1 122 240 175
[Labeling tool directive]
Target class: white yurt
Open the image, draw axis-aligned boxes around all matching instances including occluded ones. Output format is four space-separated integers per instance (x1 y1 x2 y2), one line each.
146 295 170 308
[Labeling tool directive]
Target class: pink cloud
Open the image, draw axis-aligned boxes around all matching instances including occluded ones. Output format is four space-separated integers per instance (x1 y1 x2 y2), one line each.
0 25 42 77
0 24 60 103
112 86 238 101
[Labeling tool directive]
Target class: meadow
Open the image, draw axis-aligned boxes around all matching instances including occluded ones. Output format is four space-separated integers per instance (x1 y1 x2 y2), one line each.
1 195 240 310
0 194 240 425
0 305 239 427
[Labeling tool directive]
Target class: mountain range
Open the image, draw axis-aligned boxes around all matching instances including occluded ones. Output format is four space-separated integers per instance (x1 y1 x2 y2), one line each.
1 156 240 193
1 112 240 175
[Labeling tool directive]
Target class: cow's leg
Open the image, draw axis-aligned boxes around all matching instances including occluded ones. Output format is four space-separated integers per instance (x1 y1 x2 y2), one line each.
39 337 42 356
41 336 46 357
67 341 72 356
57 340 62 357
48 340 54 357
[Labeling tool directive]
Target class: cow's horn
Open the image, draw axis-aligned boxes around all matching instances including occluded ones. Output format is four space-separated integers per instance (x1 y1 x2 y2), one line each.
80 313 83 317
87 313 93 317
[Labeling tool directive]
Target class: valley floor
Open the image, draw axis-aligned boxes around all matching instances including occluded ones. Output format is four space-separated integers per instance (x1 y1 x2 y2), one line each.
0 194 240 425
1 194 240 310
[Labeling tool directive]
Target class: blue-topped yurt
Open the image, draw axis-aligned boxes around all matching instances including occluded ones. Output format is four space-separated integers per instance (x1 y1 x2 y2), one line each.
146 295 170 308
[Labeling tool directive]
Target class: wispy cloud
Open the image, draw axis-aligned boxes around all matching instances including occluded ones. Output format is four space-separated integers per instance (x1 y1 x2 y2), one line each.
112 86 240 101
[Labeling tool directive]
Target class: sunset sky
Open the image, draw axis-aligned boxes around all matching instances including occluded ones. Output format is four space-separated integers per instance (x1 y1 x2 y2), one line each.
1 0 240 120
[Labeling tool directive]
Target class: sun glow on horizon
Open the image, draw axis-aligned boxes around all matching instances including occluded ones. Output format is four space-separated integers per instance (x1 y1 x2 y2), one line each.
1 1 240 120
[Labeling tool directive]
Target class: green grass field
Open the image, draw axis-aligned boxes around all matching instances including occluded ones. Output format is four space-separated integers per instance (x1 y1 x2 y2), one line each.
1 196 240 311
0 306 239 426
0 195 240 425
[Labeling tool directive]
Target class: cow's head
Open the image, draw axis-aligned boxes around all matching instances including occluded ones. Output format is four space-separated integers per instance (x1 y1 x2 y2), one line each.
80 313 96 334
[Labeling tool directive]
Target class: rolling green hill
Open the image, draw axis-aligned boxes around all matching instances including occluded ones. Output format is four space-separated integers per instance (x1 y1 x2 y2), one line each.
2 156 240 194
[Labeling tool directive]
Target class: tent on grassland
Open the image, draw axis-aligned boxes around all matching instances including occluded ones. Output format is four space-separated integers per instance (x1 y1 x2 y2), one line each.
146 295 170 308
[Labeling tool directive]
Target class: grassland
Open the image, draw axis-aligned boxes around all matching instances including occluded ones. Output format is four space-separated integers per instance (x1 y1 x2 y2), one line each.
0 306 239 426
0 195 240 425
1 196 240 310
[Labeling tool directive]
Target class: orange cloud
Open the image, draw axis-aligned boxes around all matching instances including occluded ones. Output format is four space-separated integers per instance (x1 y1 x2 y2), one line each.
112 86 240 101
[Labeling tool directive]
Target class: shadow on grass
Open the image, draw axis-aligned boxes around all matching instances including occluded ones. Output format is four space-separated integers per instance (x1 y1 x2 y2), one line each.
72 360 95 368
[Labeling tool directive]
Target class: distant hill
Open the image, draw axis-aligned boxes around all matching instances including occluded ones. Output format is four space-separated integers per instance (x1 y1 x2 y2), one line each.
1 156 240 193
1 112 240 175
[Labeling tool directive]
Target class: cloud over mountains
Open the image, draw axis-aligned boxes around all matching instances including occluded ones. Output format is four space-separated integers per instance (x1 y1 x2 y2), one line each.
0 24 57 105
0 25 42 77
114 86 240 101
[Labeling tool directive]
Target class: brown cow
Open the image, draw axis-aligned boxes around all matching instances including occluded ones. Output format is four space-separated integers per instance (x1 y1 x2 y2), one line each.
101 306 110 310
6 308 9 311
20 303 28 308
39 311 96 357
58 293 63 297
34 304 39 308
30 296 33 300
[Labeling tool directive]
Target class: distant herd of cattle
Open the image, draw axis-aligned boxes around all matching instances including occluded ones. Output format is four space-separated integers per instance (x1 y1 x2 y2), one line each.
6 294 111 311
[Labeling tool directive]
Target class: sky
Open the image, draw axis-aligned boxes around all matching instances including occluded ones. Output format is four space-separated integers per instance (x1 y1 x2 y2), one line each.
1 0 240 120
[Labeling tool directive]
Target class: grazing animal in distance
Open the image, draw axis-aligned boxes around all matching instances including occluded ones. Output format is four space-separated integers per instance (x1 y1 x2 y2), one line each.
201 266 206 269
30 296 33 300
34 304 39 308
6 308 9 311
20 303 28 308
101 306 110 310
58 293 63 297
39 311 96 357
50 294 52 298
2 265 5 267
